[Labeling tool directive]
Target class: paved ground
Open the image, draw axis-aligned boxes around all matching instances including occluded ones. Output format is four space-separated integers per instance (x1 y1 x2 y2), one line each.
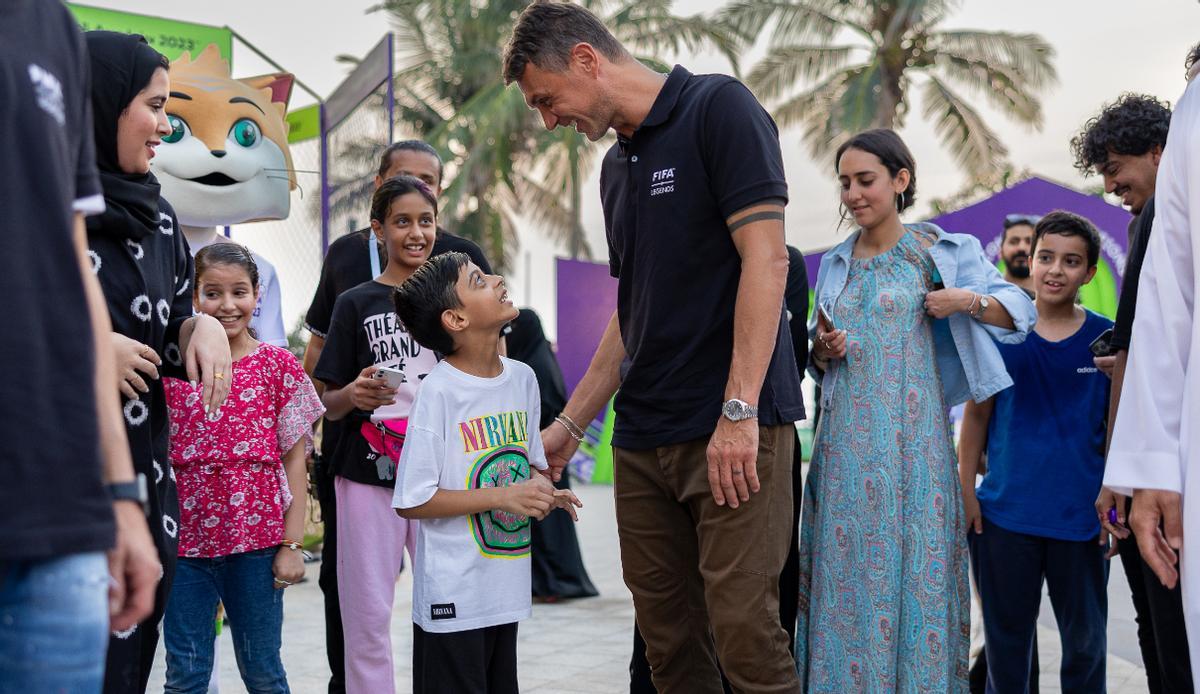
150 483 1152 693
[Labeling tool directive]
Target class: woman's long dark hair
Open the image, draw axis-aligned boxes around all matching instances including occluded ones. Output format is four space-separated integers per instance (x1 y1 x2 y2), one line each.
835 129 918 222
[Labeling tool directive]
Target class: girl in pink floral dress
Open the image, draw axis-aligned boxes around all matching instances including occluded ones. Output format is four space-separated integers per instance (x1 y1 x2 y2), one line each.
162 243 324 693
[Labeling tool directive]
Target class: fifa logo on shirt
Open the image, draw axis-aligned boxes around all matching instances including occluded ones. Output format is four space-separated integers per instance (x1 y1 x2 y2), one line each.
28 63 65 126
650 167 676 197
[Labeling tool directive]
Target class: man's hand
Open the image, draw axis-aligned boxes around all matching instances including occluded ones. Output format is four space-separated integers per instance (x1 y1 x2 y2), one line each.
1130 489 1184 589
1094 355 1117 378
111 333 161 399
499 476 555 520
706 417 760 508
349 366 398 411
1096 486 1129 559
540 421 579 483
185 314 233 415
962 489 983 535
108 501 161 632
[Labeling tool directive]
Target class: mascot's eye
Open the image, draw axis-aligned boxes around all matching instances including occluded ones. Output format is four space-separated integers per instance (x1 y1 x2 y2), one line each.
231 119 261 148
163 115 188 144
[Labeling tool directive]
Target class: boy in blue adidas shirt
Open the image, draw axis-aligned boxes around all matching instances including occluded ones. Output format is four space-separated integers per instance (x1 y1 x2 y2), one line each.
958 211 1113 692
391 251 581 694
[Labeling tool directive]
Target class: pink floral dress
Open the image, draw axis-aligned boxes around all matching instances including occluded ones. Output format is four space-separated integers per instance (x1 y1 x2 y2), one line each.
165 343 324 558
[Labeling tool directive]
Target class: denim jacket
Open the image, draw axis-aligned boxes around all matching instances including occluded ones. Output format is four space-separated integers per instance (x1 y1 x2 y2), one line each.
810 222 1036 408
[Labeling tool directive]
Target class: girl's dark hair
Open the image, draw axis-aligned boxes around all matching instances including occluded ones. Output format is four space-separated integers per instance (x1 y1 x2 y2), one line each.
194 242 260 291
835 129 917 213
393 252 471 355
193 242 260 338
370 175 439 225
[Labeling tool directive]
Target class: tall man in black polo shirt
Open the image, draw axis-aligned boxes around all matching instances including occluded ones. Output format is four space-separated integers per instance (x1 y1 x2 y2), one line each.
301 139 492 694
1074 93 1192 693
505 4 803 692
1 4 160 690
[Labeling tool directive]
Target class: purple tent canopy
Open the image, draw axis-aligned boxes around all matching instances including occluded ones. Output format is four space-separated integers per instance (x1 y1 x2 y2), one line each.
803 176 1133 291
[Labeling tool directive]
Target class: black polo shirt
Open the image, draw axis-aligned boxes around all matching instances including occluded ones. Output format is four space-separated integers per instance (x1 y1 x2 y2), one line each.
1111 196 1155 352
599 65 804 450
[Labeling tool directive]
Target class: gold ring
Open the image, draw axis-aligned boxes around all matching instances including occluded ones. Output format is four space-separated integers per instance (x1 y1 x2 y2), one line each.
213 372 225 380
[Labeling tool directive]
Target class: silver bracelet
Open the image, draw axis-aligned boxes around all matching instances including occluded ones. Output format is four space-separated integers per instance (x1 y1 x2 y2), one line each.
554 414 585 443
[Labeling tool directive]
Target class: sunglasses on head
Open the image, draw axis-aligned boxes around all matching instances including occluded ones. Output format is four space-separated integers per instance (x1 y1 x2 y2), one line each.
1003 213 1041 229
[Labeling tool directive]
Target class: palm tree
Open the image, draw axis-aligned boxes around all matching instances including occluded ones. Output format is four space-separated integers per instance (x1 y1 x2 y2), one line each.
720 0 1056 182
373 0 739 269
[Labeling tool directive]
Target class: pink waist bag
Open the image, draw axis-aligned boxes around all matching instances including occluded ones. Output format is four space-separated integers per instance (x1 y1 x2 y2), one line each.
359 418 408 463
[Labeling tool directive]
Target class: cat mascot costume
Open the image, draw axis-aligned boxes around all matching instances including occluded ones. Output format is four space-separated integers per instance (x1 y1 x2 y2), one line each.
152 45 296 345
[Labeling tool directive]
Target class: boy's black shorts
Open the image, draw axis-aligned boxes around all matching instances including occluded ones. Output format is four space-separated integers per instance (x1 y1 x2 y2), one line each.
413 622 518 693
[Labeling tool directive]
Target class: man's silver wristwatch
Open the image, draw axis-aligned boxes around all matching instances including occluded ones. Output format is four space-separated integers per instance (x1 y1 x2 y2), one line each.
721 398 758 422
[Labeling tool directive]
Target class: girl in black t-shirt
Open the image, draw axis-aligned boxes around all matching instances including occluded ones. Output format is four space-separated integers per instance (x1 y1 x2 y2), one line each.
84 31 233 694
312 176 440 693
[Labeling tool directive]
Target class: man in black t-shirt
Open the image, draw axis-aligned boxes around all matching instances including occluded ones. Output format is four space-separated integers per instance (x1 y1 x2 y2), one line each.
999 214 1038 298
505 5 802 691
1073 93 1192 693
0 5 159 690
301 139 493 693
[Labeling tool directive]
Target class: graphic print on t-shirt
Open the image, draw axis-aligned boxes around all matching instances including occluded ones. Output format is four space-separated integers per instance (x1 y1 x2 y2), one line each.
361 309 431 481
459 411 533 558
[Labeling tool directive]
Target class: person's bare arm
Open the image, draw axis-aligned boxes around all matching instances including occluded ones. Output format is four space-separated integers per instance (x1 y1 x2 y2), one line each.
73 213 159 630
706 202 789 509
272 437 309 588
957 397 994 534
540 311 625 479
303 334 326 397
396 476 556 520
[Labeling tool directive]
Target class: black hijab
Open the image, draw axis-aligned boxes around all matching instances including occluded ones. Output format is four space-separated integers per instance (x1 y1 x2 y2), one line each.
84 31 166 240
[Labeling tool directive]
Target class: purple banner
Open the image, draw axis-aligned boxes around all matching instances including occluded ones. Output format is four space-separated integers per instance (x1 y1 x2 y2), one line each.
555 257 618 396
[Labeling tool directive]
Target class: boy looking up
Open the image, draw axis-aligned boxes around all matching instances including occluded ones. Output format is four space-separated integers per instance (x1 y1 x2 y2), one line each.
392 252 580 693
958 211 1113 692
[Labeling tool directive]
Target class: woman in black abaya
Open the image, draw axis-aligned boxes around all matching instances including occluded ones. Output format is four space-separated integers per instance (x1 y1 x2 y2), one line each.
507 309 598 601
85 31 232 693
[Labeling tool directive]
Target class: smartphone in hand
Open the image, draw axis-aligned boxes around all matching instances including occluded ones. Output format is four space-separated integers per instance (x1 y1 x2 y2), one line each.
1089 328 1115 358
818 305 837 332
374 366 406 389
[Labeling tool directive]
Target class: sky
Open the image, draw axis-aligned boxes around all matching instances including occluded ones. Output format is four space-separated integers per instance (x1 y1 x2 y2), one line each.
83 0 1200 340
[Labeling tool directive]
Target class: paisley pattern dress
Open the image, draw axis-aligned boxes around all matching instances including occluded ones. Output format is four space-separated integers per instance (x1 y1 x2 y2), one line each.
795 230 970 692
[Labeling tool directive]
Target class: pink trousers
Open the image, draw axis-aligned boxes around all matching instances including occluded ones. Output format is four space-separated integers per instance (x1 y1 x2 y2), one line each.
334 475 417 694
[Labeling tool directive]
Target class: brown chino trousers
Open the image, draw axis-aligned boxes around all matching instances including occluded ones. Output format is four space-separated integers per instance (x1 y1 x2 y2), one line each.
614 424 800 694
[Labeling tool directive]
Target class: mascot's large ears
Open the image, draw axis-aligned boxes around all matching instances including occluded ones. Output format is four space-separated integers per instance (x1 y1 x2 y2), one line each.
242 73 295 109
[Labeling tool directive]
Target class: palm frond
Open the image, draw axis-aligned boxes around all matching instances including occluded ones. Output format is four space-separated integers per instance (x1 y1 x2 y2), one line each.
717 0 874 48
770 63 878 160
929 53 1042 127
930 30 1057 89
747 44 859 103
921 75 1009 179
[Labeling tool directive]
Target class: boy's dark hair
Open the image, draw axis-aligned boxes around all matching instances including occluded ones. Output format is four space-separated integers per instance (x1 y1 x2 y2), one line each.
371 175 439 224
1071 94 1171 174
377 139 444 185
502 1 627 85
835 128 917 213
1033 210 1101 268
393 252 470 355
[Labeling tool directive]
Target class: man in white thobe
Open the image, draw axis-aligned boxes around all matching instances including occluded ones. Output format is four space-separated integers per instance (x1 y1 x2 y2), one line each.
1105 63 1200 674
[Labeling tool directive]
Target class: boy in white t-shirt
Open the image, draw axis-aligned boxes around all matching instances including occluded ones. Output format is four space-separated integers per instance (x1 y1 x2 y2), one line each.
392 251 581 693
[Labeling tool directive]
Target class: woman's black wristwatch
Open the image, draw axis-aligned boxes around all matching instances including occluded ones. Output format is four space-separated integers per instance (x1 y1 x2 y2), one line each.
107 473 150 515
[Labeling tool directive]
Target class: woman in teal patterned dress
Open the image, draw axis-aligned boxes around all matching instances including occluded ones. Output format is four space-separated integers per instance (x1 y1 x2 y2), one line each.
797 130 1036 692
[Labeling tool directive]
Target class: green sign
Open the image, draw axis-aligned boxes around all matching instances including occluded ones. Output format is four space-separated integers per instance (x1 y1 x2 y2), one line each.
286 104 320 143
68 4 233 65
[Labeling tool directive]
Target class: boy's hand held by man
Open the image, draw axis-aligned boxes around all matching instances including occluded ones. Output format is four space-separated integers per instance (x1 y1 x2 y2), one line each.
499 476 555 520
